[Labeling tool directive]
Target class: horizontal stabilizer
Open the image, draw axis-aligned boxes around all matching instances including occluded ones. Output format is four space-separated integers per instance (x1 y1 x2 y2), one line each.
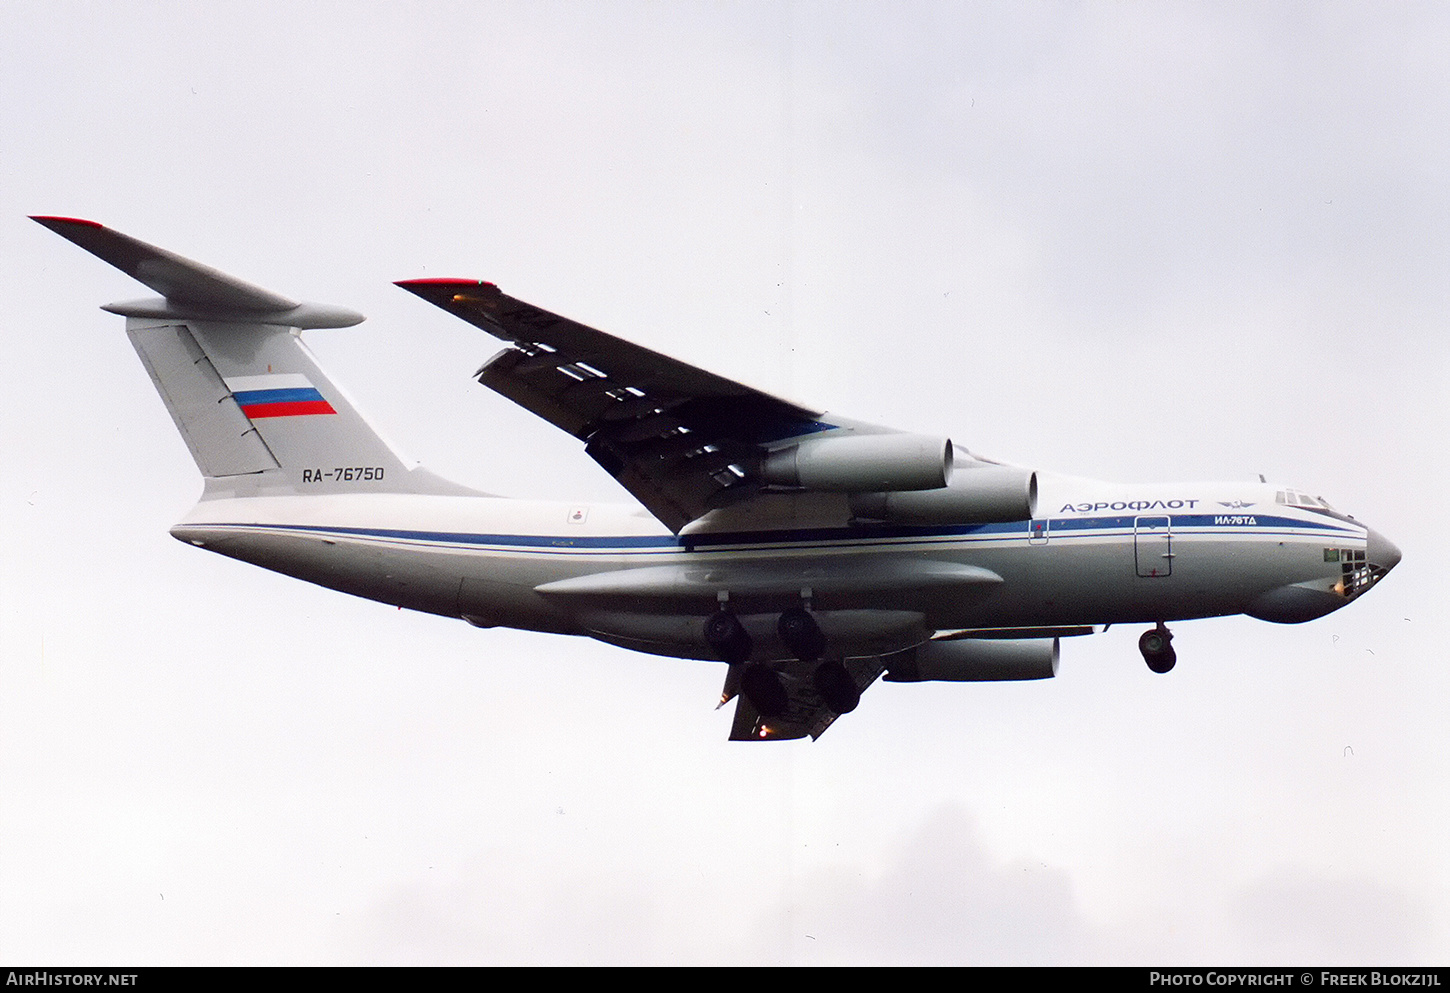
32 216 363 328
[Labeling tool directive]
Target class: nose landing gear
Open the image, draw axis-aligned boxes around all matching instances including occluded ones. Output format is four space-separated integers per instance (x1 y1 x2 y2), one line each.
1139 622 1176 673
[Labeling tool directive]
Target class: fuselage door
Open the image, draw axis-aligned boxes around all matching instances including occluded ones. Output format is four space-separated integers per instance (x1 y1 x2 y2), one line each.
1134 515 1173 578
1028 518 1049 545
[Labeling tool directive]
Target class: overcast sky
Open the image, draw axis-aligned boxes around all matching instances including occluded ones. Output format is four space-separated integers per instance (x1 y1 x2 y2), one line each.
1 1 1445 965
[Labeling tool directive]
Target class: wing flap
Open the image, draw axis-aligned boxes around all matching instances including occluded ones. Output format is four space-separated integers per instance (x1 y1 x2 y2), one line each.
477 347 596 438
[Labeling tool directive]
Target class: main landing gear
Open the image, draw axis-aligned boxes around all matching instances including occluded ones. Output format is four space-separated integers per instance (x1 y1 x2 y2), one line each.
704 609 752 664
812 659 861 714
777 606 825 662
1138 622 1176 674
705 602 860 716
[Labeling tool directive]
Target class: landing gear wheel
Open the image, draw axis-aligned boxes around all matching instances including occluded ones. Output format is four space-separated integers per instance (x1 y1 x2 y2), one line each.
778 607 826 662
741 664 789 717
812 659 861 714
704 610 752 664
1138 624 1176 674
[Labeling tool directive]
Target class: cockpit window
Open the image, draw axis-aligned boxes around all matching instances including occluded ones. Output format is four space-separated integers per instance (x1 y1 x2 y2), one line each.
1276 489 1334 511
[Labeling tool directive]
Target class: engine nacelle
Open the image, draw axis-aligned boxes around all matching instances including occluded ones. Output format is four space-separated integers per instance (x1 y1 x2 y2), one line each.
849 465 1037 524
883 637 1059 682
762 433 953 492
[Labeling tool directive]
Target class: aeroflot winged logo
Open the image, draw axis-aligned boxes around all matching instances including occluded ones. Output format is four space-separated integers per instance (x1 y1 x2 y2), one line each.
224 374 336 418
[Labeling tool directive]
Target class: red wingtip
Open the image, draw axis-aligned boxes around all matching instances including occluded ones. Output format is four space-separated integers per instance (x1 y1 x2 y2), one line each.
30 215 104 228
394 277 497 288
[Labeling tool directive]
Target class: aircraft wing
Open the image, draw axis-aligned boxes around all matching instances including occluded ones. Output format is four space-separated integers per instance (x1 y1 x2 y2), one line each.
725 656 888 741
396 279 830 532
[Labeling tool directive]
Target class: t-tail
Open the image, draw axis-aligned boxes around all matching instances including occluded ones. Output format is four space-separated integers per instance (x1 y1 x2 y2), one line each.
33 216 473 499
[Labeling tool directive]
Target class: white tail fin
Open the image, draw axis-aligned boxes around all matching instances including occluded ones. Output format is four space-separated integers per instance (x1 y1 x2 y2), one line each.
34 216 475 498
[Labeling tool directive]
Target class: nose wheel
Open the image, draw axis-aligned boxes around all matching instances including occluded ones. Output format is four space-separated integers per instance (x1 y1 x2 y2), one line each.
1138 623 1176 673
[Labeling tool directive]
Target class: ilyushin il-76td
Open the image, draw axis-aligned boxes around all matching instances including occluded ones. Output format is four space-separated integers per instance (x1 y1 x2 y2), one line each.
34 216 1401 740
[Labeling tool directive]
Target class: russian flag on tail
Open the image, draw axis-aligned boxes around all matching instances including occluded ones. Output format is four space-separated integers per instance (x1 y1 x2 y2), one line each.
224 373 337 418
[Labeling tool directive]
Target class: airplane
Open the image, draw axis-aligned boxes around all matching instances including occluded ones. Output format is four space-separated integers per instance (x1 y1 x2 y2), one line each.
33 216 1402 740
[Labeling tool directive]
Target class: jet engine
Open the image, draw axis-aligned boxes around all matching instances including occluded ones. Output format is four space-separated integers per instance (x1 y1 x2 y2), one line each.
849 465 1037 525
761 433 953 492
883 637 1059 682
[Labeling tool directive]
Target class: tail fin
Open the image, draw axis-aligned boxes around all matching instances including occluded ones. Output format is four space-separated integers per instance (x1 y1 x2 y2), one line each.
34 217 474 498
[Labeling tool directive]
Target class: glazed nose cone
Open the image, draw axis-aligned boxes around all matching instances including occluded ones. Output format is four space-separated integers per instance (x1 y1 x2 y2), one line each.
1366 526 1402 573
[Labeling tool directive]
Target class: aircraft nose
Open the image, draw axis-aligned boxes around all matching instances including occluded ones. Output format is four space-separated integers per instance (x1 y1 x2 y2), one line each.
1366 526 1402 572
